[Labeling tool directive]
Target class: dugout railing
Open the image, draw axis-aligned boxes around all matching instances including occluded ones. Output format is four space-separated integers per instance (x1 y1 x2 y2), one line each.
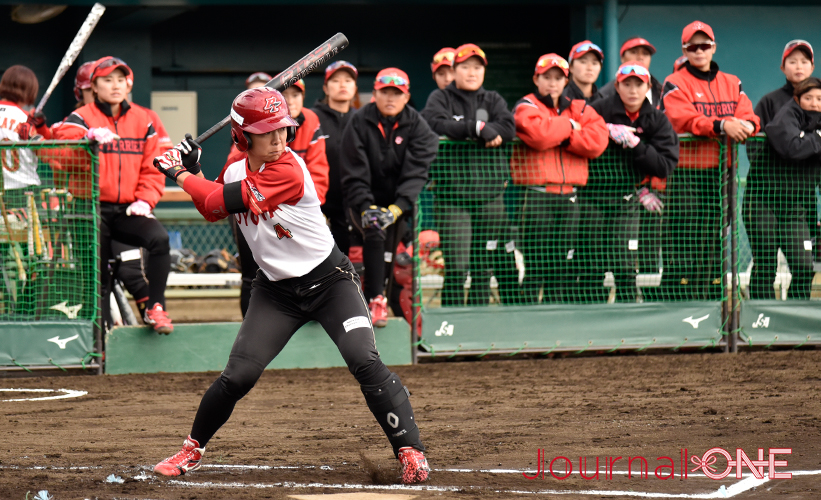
0 140 102 373
411 135 821 361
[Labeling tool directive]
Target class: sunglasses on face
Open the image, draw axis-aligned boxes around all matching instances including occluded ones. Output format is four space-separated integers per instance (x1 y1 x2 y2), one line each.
457 47 486 60
618 64 650 76
683 41 715 52
433 51 455 64
376 75 408 87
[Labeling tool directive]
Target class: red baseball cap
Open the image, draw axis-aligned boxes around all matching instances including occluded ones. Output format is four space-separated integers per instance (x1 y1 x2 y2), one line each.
782 39 814 66
615 62 651 83
246 72 272 87
374 68 409 94
534 53 569 77
569 40 604 63
292 79 306 93
324 61 358 83
674 55 688 72
681 20 715 44
91 56 131 81
431 47 456 73
454 44 487 65
620 37 656 57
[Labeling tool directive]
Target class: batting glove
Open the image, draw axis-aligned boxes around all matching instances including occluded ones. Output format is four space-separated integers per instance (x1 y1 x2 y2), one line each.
87 127 119 144
361 205 397 230
607 123 640 149
27 110 47 129
154 149 188 181
174 133 202 175
637 187 664 213
126 199 152 217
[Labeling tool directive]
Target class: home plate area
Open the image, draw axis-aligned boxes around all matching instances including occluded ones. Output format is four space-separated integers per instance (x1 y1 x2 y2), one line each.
1 350 819 499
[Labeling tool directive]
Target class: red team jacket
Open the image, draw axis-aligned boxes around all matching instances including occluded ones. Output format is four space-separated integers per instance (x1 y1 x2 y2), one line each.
511 94 608 194
54 100 163 205
133 103 173 153
661 62 760 168
222 109 329 204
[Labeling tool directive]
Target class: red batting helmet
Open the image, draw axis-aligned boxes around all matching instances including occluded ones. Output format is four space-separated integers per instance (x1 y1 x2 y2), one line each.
74 61 95 102
230 87 298 152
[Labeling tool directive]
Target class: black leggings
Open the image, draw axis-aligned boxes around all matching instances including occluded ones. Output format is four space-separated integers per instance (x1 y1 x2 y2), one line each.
190 250 396 448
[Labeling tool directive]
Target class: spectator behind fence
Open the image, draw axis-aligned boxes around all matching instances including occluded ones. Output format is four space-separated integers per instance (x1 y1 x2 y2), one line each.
744 77 821 300
313 61 359 256
53 56 173 333
341 68 438 326
562 41 603 104
755 41 815 127
582 63 678 303
430 47 456 91
421 43 519 306
511 53 607 304
0 65 46 197
223 75 331 317
597 37 663 107
659 20 760 301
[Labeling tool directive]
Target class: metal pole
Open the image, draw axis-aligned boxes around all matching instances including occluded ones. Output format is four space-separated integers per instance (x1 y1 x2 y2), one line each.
603 0 620 85
411 203 419 365
721 138 729 353
729 140 739 353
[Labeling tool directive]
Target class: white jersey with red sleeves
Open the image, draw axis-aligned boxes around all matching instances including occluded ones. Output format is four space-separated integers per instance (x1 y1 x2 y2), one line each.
222 148 334 281
0 100 41 189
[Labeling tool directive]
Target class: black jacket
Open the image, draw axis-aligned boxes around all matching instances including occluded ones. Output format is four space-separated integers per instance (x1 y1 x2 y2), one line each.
340 103 438 214
596 75 663 108
421 82 516 201
755 80 795 129
311 100 356 213
561 79 600 104
589 93 679 190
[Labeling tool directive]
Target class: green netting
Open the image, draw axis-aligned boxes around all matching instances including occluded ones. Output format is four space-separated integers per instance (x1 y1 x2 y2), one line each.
743 135 820 301
164 220 237 257
415 138 731 309
0 141 99 324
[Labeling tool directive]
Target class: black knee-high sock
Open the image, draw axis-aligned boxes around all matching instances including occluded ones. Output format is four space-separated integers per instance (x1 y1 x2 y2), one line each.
189 375 241 447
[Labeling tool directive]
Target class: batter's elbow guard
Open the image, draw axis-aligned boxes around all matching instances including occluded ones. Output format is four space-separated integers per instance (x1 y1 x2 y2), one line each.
361 373 424 457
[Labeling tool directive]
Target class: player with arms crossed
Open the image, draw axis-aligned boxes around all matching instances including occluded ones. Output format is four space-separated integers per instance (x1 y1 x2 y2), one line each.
151 87 429 484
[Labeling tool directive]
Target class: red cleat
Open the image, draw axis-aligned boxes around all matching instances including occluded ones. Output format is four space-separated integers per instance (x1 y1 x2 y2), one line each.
398 446 430 484
369 295 388 328
144 303 173 334
154 436 204 476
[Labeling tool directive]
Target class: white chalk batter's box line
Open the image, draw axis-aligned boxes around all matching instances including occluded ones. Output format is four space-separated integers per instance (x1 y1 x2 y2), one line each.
5 464 819 498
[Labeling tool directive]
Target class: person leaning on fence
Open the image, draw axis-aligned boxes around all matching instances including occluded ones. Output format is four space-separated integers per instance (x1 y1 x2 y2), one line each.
581 63 679 303
53 56 174 333
659 20 760 301
597 38 662 106
562 41 603 104
223 75 331 318
743 77 821 300
340 68 438 326
420 43 519 306
313 61 359 256
511 53 608 304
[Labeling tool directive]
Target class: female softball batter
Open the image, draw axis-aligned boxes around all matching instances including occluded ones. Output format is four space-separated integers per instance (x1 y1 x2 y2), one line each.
151 86 429 484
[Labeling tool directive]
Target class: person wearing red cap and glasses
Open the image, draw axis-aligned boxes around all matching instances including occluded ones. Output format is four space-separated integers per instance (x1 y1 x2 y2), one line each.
430 47 456 91
151 86 429 484
421 43 519 306
510 53 608 303
312 61 359 256
222 77 331 317
340 68 438 326
54 56 173 333
659 21 760 301
580 63 679 303
596 37 663 107
562 41 604 104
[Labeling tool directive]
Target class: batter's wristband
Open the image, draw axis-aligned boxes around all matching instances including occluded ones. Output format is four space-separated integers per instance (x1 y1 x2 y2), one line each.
223 181 246 214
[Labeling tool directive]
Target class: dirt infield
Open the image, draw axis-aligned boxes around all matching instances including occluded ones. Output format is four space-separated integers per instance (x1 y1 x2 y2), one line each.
1 349 819 499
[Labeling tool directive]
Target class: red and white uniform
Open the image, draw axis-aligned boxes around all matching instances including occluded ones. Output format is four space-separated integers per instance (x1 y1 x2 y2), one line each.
0 100 41 189
189 148 334 281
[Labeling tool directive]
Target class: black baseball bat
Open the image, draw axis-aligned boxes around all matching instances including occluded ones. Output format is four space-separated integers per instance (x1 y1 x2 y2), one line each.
195 32 349 144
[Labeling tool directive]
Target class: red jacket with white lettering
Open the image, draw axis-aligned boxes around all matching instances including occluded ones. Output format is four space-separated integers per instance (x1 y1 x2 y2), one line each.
661 61 760 168
53 100 163 205
222 109 329 204
511 93 608 194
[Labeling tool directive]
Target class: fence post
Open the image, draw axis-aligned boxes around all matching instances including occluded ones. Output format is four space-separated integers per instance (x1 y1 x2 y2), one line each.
721 138 730 352
411 202 419 365
729 138 739 353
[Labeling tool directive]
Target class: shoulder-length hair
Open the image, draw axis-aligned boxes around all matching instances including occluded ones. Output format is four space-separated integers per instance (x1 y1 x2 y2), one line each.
0 65 39 106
